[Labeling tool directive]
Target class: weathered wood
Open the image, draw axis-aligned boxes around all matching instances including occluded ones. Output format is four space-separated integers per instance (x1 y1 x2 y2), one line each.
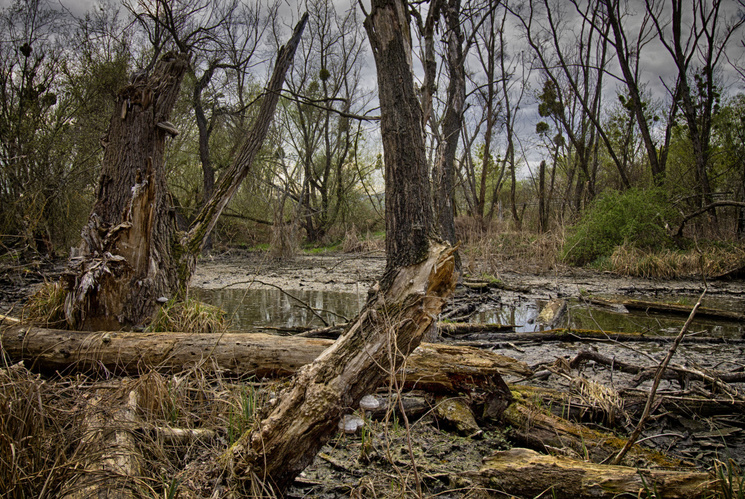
502 389 685 468
61 385 141 498
452 327 745 345
465 448 722 499
586 296 745 321
0 323 530 389
537 298 567 328
225 242 459 494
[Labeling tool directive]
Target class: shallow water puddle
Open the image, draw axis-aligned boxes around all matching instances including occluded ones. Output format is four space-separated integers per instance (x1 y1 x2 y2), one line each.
193 287 745 338
192 287 365 330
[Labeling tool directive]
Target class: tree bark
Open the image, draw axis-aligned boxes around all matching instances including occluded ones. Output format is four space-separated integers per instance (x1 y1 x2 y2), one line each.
365 0 432 270
60 16 308 331
0 324 530 387
434 0 464 269
62 52 189 331
465 448 722 499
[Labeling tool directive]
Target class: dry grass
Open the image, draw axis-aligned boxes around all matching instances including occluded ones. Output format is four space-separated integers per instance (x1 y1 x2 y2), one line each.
608 243 745 278
0 357 281 498
457 217 564 277
147 298 229 334
269 221 299 261
21 281 67 327
342 225 385 253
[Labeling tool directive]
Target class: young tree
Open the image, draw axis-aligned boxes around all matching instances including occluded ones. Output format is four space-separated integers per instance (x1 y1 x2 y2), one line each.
279 0 369 243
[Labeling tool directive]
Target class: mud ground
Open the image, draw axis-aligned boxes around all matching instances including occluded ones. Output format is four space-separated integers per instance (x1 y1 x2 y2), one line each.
189 250 745 496
2 251 745 497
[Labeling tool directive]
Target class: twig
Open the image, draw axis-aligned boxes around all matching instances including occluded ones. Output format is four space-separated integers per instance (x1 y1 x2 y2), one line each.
609 287 706 465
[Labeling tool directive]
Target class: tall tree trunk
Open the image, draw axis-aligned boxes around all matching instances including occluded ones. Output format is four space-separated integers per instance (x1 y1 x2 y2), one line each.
224 0 456 493
62 17 309 330
434 0 464 268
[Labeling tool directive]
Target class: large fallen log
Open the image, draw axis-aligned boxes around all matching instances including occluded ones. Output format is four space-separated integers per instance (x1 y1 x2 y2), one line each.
502 389 685 468
0 325 531 394
464 448 723 499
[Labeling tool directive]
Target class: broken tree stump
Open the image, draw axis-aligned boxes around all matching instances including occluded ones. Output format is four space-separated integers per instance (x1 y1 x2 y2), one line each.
225 242 458 494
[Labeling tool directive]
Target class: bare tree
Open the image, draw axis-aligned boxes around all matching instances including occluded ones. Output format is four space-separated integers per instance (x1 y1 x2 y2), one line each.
646 0 744 218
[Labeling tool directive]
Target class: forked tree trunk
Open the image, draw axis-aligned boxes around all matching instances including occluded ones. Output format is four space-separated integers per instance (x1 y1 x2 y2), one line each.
61 17 308 331
225 0 456 493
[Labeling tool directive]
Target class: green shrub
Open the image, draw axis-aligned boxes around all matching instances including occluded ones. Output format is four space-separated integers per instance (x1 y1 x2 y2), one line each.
562 187 675 266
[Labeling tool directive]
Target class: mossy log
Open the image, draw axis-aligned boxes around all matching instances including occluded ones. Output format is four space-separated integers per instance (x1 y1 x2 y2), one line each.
502 390 685 468
586 296 745 322
466 448 722 499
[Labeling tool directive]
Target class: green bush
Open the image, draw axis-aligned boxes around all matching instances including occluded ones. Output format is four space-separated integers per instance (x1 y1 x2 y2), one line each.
562 188 675 266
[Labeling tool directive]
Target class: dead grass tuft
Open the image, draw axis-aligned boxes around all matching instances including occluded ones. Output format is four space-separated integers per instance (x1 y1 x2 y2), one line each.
0 361 87 498
458 217 564 276
270 222 299 261
342 225 385 253
147 298 229 334
22 281 67 327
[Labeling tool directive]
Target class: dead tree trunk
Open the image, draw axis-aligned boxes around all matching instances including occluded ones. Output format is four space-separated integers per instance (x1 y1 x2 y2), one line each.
224 1 457 493
60 16 308 331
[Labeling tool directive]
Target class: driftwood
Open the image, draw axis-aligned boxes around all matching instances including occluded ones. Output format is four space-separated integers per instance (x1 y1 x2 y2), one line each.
586 296 745 322
0 324 531 394
502 389 685 468
570 348 745 387
513 383 745 424
537 298 567 328
465 448 722 499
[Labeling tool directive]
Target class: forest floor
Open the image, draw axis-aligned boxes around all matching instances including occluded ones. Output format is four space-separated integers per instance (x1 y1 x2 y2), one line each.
192 250 745 497
1 249 745 497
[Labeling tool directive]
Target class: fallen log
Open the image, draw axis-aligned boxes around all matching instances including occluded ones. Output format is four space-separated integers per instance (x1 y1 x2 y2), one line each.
61 383 141 498
586 296 745 322
291 321 516 339
0 325 531 393
464 448 722 499
452 328 745 344
502 389 685 468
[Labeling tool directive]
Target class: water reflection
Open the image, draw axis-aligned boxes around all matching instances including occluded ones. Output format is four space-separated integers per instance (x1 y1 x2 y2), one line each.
192 287 744 339
191 287 364 331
